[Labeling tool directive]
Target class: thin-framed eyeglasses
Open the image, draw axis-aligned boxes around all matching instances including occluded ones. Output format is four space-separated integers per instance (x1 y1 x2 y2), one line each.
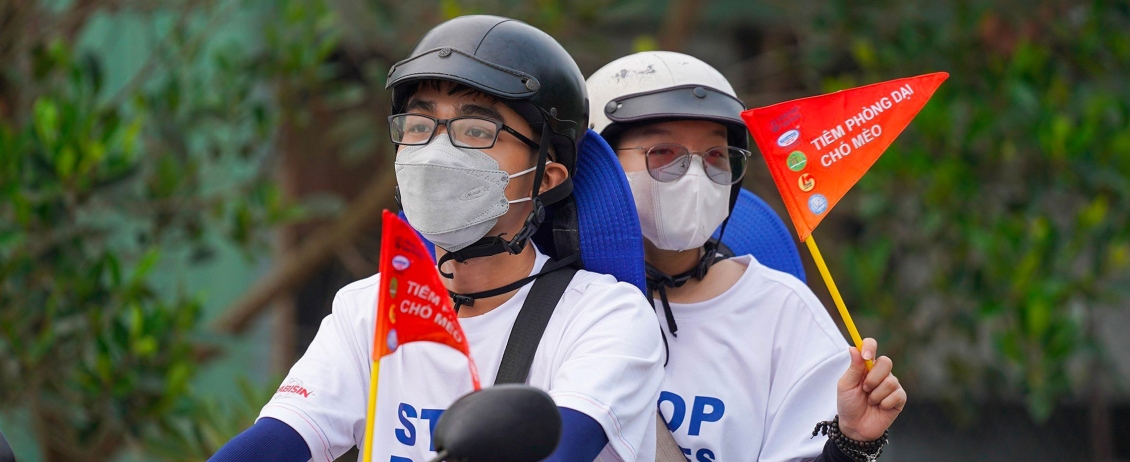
617 143 750 185
388 113 540 150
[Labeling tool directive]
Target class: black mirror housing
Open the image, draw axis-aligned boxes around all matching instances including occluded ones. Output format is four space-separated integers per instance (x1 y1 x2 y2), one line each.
431 384 562 462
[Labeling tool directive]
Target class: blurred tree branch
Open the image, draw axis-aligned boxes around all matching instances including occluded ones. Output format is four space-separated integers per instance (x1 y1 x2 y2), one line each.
212 169 397 334
326 0 407 64
104 0 232 107
658 0 703 51
0 1 290 460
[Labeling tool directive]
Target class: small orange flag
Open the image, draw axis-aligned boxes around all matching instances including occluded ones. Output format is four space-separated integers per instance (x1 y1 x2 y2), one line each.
742 72 948 241
374 210 480 389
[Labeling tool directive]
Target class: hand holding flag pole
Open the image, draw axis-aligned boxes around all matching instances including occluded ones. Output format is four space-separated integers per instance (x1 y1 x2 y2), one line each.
743 72 949 370
363 211 481 462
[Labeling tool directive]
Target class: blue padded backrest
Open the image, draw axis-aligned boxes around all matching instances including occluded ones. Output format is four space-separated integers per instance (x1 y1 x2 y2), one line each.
397 129 647 295
573 129 647 294
713 188 807 282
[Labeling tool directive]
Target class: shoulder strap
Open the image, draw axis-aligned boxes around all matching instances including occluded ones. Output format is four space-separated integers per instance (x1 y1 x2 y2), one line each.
655 411 686 461
494 264 578 384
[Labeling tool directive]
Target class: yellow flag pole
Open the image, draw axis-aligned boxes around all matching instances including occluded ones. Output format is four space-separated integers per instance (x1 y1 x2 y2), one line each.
362 360 381 462
804 235 874 370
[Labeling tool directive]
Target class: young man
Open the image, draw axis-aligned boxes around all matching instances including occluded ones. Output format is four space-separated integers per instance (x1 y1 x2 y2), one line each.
587 51 907 461
212 16 664 462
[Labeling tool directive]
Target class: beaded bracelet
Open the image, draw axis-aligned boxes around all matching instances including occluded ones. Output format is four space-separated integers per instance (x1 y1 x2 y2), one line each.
812 415 889 462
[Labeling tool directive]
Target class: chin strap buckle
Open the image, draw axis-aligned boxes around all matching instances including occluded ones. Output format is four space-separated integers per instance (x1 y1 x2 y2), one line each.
439 198 546 278
694 240 721 279
450 293 475 312
505 198 544 255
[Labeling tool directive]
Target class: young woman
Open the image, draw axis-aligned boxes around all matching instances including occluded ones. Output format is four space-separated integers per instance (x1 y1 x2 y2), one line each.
588 51 906 462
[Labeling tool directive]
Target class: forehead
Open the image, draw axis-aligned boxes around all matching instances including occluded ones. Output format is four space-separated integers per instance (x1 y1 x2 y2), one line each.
405 82 501 112
402 81 540 135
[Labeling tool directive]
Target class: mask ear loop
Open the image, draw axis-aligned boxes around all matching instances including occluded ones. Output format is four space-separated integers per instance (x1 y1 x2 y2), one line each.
506 162 552 205
500 122 554 255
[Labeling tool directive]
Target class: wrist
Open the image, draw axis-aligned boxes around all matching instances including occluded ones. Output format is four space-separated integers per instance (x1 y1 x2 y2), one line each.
838 420 868 441
812 415 889 462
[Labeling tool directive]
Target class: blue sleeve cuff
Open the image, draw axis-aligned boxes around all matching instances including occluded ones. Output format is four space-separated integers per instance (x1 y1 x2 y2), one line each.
543 407 609 462
209 417 312 462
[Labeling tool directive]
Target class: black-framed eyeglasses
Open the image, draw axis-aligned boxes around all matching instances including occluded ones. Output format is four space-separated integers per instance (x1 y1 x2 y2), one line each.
388 113 540 150
617 143 750 185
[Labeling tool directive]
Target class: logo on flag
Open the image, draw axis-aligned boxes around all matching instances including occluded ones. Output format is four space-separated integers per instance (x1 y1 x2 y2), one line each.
373 211 481 389
808 194 829 215
742 72 948 240
386 328 399 352
770 106 801 132
391 255 410 271
777 129 800 147
798 173 816 192
787 151 808 172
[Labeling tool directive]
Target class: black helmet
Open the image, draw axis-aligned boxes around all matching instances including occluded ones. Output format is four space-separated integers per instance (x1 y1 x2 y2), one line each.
387 15 588 283
387 15 587 201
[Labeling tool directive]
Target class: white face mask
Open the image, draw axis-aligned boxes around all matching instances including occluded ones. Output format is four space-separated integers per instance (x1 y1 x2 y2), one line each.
625 161 730 251
395 134 537 252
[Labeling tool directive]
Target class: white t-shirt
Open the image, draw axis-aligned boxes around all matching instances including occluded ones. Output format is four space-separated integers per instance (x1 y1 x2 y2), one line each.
656 255 849 462
260 247 665 462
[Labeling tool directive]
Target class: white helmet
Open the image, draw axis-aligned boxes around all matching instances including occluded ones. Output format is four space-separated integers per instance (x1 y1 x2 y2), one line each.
586 51 748 149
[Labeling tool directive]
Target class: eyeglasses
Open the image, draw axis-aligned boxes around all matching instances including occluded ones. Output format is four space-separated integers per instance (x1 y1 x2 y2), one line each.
388 113 540 150
617 143 750 185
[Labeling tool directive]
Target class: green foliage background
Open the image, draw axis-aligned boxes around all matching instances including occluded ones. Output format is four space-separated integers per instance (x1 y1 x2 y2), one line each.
0 0 1127 460
789 0 1130 422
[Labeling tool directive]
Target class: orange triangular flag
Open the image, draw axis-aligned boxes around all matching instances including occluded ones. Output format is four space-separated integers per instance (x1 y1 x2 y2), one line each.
742 72 948 241
375 210 480 389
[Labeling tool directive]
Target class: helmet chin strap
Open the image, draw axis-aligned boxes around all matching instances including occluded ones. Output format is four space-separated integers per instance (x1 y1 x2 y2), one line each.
646 212 734 366
438 122 562 311
448 252 579 312
436 196 545 278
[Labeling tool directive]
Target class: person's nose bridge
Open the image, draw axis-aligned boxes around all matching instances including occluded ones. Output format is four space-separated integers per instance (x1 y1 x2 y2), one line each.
677 150 709 170
435 120 451 137
686 153 709 174
425 120 458 147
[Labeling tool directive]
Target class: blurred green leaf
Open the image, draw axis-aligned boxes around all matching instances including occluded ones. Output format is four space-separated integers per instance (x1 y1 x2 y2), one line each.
34 97 60 147
632 34 658 53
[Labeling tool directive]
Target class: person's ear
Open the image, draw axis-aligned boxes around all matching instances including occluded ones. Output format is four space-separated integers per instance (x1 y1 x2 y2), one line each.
538 161 568 194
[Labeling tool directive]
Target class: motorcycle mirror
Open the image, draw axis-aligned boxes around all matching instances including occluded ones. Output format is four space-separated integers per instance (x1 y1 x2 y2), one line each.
0 429 15 462
429 384 562 462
